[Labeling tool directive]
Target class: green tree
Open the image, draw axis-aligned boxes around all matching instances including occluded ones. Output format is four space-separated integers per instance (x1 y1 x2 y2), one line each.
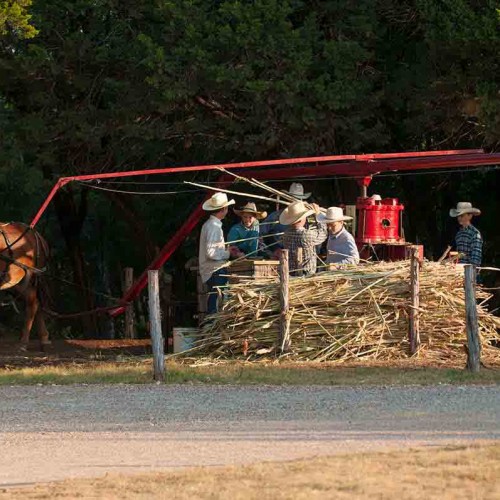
0 0 37 38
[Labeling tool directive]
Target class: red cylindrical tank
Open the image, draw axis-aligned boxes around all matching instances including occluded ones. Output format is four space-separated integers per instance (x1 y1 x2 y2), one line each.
356 196 404 244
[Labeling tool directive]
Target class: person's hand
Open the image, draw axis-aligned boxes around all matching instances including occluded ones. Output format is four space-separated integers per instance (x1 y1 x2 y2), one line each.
229 246 244 258
272 248 283 260
310 203 321 214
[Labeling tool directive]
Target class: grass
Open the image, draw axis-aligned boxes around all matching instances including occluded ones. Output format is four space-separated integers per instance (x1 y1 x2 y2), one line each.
1 444 498 499
0 359 499 386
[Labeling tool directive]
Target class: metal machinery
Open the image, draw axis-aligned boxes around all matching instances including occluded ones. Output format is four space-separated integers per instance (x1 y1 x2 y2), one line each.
354 194 422 261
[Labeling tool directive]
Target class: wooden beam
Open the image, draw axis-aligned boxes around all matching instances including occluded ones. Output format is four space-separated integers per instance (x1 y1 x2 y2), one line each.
148 270 165 382
278 250 291 353
464 265 481 373
123 267 135 339
409 246 421 355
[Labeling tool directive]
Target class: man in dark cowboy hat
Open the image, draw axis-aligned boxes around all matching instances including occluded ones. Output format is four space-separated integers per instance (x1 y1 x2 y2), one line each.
449 201 483 266
227 202 267 258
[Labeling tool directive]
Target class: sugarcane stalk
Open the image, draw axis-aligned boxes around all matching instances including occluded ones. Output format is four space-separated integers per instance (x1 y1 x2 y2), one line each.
184 181 291 206
226 232 284 246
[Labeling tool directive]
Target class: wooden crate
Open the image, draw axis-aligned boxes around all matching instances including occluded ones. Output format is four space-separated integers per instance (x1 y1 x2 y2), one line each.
228 259 279 283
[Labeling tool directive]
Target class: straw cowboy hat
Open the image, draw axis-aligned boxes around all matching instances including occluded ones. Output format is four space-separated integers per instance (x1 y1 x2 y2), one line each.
234 202 267 220
449 202 481 217
317 206 352 224
283 182 311 200
202 192 235 211
279 201 315 225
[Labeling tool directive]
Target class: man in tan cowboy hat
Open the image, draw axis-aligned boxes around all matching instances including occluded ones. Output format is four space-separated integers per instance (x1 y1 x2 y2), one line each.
260 183 312 256
199 192 235 314
227 202 267 257
449 202 482 266
280 201 327 276
318 207 359 267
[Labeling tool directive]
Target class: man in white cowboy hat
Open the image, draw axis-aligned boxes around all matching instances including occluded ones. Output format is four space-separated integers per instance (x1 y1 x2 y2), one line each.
449 202 482 266
199 192 235 314
283 182 312 200
280 201 328 276
260 183 312 256
227 202 267 257
318 207 360 267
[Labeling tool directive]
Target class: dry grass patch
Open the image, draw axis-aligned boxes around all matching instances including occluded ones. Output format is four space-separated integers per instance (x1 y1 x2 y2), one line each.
1 444 498 499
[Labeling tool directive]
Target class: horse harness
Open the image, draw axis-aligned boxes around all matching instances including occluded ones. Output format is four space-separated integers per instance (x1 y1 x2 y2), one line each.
0 223 47 287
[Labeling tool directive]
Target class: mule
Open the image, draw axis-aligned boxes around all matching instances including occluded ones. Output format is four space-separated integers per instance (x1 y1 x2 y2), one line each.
0 222 50 349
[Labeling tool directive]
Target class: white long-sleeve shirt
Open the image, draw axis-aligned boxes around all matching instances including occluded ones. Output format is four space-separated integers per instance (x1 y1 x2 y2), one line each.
199 215 230 283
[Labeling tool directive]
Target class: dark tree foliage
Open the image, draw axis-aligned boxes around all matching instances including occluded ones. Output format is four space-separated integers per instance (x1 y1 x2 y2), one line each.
0 1 498 335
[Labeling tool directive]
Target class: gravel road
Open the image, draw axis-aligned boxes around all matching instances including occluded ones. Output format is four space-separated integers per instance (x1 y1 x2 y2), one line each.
0 384 499 487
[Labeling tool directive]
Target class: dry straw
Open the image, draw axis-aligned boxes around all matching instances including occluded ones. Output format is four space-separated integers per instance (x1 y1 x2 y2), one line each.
186 261 500 363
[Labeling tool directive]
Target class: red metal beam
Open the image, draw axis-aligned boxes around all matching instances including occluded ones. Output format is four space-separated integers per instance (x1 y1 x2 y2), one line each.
353 149 483 160
234 153 500 181
367 152 500 171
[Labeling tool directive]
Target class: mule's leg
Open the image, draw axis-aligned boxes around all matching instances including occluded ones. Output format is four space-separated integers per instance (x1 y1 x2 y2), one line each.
19 286 38 349
35 308 51 350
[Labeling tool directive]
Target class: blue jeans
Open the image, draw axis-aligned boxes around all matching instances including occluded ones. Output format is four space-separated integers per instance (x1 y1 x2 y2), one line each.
206 269 228 314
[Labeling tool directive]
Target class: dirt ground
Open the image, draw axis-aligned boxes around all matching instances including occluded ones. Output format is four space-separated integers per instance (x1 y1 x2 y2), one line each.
0 444 498 499
0 338 152 368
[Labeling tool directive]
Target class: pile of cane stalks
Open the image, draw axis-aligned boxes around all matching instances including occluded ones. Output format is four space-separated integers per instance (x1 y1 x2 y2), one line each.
191 262 500 362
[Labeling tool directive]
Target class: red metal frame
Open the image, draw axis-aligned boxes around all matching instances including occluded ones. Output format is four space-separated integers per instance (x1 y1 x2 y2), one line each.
28 149 500 315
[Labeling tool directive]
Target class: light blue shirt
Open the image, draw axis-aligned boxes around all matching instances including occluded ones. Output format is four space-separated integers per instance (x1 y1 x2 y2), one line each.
326 227 360 265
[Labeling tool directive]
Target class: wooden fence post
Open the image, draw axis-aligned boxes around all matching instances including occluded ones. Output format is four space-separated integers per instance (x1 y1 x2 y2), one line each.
464 264 480 373
123 267 135 339
278 250 291 353
409 246 421 355
148 270 165 382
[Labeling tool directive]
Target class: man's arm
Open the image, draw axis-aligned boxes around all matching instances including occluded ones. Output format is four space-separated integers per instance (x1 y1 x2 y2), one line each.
304 204 328 246
206 224 230 261
306 222 328 246
469 231 482 266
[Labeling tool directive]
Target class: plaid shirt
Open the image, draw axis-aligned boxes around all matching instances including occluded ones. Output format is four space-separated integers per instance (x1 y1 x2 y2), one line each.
282 223 328 276
455 225 482 266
